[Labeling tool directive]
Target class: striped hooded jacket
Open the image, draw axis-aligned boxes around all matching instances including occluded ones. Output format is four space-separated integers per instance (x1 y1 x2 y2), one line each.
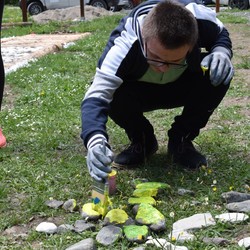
81 0 232 148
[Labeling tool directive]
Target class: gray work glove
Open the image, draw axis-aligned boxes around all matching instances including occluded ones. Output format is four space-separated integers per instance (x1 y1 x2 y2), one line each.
201 46 234 87
86 135 113 181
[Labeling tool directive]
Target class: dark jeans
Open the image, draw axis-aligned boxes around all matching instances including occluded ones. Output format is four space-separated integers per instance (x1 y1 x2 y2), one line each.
0 0 4 110
109 69 230 142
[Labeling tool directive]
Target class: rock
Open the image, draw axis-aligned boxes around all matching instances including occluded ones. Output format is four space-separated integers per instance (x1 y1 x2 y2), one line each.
128 197 156 206
103 209 129 226
63 199 78 212
177 188 195 196
45 199 64 209
96 225 122 246
57 224 74 234
203 237 231 246
238 237 250 248
131 178 149 188
81 203 101 221
169 229 195 243
135 203 166 232
73 220 96 233
136 182 170 190
221 191 250 203
173 213 216 231
190 200 202 206
123 225 149 243
35 222 57 234
65 238 97 250
226 200 250 213
132 188 158 197
215 212 249 223
146 236 188 250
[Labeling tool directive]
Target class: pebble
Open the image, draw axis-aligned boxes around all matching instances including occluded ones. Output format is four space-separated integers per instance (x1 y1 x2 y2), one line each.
173 213 216 231
45 199 64 209
169 229 195 243
65 238 97 250
146 236 188 250
135 203 166 232
63 199 78 212
35 222 57 234
226 200 250 213
215 212 249 223
238 237 250 248
221 191 250 203
73 220 96 233
177 188 195 196
103 208 129 226
124 225 149 243
128 196 156 206
81 203 101 221
96 225 122 246
202 237 231 246
57 224 74 234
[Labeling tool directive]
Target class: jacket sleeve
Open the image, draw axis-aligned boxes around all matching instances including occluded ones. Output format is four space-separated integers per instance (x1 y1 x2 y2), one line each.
81 17 139 148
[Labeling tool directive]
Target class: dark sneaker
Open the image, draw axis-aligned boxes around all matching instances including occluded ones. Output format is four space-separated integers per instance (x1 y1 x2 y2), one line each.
113 134 158 168
168 139 207 169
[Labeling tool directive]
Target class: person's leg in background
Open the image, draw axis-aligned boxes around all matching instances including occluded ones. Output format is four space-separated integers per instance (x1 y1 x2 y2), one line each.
0 0 7 148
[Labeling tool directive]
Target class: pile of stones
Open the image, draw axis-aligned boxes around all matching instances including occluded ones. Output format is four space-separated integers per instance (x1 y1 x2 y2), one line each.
36 183 250 250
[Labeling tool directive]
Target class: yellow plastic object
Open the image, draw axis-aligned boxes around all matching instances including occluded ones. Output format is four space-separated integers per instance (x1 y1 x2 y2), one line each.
201 65 208 76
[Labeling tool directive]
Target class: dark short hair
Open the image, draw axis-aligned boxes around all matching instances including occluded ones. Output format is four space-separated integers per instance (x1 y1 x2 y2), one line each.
142 0 198 49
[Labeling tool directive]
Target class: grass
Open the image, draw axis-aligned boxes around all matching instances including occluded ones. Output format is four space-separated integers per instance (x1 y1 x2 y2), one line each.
0 5 250 250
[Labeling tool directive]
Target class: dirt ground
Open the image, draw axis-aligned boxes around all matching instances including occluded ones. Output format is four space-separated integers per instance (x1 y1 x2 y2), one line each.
1 6 118 74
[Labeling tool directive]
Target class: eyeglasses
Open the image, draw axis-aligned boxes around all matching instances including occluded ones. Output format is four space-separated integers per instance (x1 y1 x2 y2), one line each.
143 43 187 69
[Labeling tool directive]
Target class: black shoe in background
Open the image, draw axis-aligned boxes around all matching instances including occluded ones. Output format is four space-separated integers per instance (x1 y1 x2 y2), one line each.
113 134 158 168
168 139 207 169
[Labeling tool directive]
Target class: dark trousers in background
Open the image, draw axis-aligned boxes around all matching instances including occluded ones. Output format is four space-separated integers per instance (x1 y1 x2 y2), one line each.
109 69 230 143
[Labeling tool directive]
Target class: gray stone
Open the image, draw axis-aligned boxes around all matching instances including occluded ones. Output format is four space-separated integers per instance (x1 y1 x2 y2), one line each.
63 199 78 212
215 212 249 223
173 213 216 231
96 225 122 246
226 200 250 213
169 229 195 243
221 191 250 203
57 224 74 234
238 237 250 248
177 188 195 196
146 236 188 250
35 222 57 234
203 237 231 246
73 220 96 233
45 199 64 209
65 238 97 250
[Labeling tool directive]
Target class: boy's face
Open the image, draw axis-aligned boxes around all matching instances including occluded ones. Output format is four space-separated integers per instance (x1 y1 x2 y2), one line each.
145 38 191 73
